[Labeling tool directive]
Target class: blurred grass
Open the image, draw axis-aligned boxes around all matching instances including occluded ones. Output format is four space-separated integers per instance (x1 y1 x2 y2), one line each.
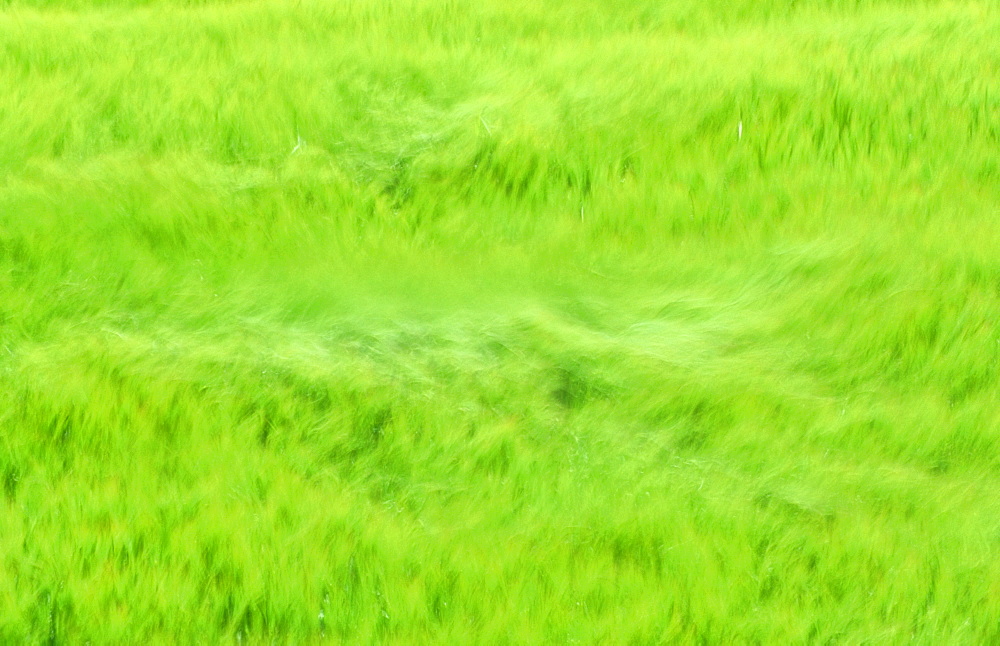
2 0 1000 642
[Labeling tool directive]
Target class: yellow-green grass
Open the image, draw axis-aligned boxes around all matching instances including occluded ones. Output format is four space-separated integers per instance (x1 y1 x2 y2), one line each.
2 0 1000 642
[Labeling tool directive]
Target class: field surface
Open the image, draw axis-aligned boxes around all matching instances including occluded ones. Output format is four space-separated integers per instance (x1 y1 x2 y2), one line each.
2 0 1000 642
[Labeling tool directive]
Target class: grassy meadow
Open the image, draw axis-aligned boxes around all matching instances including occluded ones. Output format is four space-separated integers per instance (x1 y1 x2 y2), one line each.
2 0 1000 642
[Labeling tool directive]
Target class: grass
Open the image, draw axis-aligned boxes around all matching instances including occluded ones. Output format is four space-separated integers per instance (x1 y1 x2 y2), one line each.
2 0 1000 642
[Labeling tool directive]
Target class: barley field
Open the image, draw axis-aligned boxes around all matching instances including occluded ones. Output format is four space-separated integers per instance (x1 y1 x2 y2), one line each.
2 0 1000 642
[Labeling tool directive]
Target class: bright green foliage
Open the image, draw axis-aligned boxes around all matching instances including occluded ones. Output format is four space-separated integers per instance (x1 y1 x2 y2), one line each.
2 0 1000 642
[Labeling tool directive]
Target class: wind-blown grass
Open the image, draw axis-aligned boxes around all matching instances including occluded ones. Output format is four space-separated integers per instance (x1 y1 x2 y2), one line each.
2 0 1000 642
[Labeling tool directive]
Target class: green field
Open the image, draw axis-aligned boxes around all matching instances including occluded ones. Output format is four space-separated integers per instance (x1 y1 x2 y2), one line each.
2 0 1000 642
